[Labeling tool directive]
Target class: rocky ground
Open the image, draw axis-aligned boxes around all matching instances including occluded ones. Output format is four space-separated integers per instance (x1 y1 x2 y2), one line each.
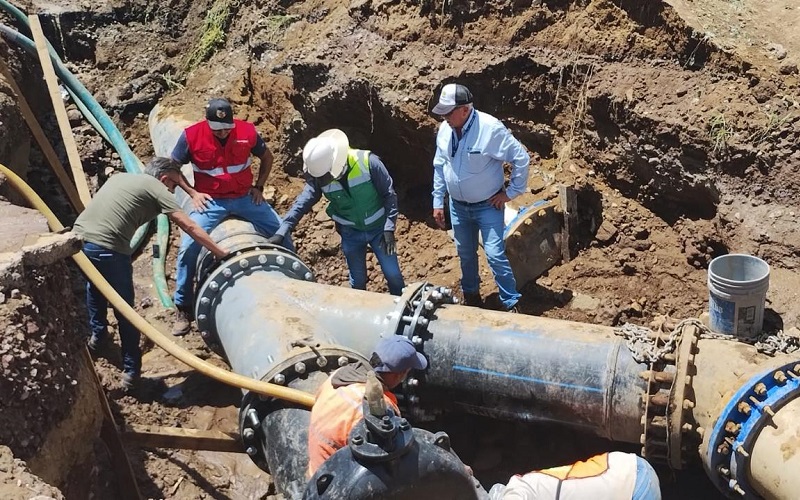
1 0 800 498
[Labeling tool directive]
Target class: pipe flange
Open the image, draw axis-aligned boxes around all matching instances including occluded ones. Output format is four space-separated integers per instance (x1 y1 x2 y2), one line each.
385 282 427 338
705 361 800 499
260 347 370 395
197 237 301 283
667 323 700 469
638 323 701 467
195 248 314 339
238 347 370 470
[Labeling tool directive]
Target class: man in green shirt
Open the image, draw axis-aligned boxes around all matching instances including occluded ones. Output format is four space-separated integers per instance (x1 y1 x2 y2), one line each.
73 157 228 391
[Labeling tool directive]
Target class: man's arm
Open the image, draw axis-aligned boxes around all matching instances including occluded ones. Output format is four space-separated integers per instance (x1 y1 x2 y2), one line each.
488 125 530 200
170 131 213 211
168 211 229 259
275 177 322 237
368 154 398 233
250 134 273 205
432 137 448 228
254 148 274 188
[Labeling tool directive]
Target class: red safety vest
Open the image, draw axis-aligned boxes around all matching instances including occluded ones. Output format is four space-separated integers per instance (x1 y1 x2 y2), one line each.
307 375 400 477
184 119 257 198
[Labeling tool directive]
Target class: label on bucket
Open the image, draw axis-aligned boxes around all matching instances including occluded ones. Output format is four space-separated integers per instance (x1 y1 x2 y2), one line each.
738 305 757 335
709 294 735 334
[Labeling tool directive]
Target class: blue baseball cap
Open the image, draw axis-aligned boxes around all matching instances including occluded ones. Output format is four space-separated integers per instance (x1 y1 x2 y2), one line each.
372 336 428 373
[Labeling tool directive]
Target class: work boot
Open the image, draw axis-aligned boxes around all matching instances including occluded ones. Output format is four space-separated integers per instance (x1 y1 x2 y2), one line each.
463 292 482 307
172 307 192 337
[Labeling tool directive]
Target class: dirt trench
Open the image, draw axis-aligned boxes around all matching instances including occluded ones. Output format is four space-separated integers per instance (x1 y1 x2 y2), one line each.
1 0 799 498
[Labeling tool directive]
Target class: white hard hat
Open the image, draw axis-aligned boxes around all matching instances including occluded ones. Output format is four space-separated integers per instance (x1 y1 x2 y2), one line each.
303 129 349 178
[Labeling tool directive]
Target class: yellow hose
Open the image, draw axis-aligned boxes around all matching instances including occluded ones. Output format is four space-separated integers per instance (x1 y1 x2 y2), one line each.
0 163 315 408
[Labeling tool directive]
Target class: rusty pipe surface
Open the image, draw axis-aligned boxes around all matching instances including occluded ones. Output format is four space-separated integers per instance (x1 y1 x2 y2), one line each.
748 396 800 500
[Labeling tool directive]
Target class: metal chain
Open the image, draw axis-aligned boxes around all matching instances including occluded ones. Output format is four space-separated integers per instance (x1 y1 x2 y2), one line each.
615 318 800 363
700 327 800 356
614 321 684 364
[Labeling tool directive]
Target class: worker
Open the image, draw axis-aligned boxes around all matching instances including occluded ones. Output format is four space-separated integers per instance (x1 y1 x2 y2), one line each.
169 97 292 336
269 129 405 295
73 157 229 392
307 335 427 476
487 451 661 500
431 83 530 312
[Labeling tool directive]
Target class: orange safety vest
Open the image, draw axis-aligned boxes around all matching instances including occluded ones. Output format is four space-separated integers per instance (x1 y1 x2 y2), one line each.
537 452 612 481
503 452 637 500
184 119 258 198
307 375 400 477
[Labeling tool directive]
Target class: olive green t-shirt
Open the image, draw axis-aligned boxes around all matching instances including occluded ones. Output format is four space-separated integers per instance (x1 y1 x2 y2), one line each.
73 173 181 255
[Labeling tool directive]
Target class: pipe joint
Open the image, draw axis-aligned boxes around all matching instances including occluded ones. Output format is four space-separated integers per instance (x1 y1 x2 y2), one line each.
705 361 800 498
194 247 313 340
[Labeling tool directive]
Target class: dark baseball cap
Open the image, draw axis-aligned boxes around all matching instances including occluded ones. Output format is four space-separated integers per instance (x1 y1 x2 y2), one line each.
206 98 235 130
371 336 428 373
432 83 474 115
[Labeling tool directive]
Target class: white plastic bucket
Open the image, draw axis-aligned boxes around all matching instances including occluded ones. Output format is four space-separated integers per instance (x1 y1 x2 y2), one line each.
707 254 770 338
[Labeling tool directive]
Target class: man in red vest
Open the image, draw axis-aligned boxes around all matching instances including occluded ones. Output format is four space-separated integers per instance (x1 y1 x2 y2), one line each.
170 98 292 336
307 336 427 476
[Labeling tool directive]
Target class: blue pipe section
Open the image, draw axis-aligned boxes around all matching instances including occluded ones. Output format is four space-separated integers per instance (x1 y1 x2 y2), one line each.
704 361 800 499
0 5 174 308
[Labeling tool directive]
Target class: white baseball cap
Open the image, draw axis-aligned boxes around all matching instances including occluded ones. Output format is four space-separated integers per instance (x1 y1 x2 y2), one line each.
302 129 350 178
432 83 474 115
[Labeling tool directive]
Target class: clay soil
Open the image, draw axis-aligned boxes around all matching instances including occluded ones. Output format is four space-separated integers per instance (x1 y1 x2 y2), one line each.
1 0 800 498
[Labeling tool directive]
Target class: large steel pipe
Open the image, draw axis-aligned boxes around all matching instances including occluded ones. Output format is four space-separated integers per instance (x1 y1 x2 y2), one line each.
419 305 647 442
201 221 648 440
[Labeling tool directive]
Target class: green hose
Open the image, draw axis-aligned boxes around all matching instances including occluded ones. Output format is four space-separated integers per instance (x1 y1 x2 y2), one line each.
0 4 174 308
0 0 108 142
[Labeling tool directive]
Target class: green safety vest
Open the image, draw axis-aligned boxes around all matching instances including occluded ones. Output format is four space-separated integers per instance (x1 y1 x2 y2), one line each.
321 149 385 231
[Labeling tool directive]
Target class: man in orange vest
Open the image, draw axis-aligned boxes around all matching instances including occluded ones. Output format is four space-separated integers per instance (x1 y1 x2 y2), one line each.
487 451 661 500
169 98 292 336
307 336 427 476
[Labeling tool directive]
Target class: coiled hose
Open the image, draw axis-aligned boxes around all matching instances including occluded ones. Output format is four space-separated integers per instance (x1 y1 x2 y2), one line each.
0 5 173 307
0 162 316 407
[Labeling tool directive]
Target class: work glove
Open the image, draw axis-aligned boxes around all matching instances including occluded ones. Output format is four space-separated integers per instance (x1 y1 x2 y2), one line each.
267 234 284 246
380 231 396 256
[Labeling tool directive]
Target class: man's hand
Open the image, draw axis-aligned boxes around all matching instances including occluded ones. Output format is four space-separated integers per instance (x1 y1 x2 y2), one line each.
250 186 265 205
488 190 511 210
379 231 396 256
432 208 446 229
190 192 213 212
267 234 284 246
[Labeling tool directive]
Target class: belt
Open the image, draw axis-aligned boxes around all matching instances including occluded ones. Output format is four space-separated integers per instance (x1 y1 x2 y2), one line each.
452 197 489 206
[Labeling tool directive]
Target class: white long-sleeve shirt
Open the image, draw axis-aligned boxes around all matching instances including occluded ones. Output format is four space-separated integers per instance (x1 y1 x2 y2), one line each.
432 109 530 209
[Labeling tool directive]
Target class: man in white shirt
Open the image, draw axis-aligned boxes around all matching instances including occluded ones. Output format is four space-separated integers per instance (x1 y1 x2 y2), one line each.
431 83 530 312
488 451 661 500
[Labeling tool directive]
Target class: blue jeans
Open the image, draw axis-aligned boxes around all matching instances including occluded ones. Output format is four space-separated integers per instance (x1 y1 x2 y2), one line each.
339 225 405 295
632 456 662 500
174 195 293 308
449 198 520 309
83 242 140 376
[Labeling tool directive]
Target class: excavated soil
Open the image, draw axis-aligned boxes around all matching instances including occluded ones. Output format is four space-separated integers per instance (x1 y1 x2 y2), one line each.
1 0 800 498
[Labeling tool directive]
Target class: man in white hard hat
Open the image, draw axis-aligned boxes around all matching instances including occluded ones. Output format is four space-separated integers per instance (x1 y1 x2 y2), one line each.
431 83 530 312
269 129 405 295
